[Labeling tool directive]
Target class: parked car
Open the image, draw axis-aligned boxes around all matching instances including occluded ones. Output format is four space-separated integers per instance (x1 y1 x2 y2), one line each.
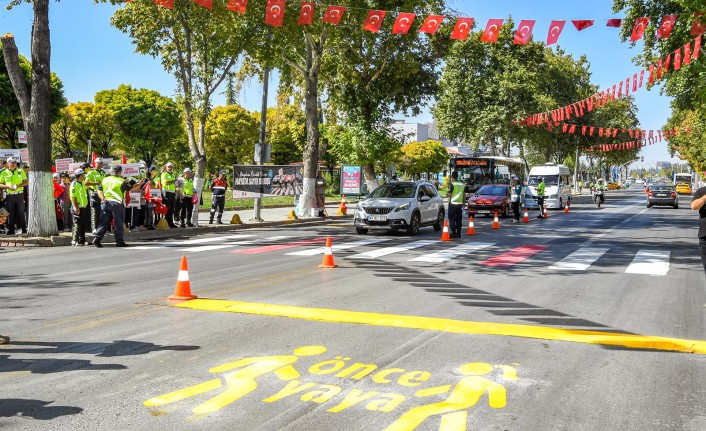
675 183 692 195
353 181 445 235
608 182 621 190
647 184 679 208
466 185 512 217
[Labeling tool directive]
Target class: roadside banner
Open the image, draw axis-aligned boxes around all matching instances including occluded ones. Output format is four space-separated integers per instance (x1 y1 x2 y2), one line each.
231 165 303 199
19 148 28 163
118 163 141 178
126 191 141 208
55 158 74 172
0 149 21 161
17 130 27 144
341 165 363 195
68 162 84 173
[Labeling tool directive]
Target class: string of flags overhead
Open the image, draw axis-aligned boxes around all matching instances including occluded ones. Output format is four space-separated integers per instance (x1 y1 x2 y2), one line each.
146 1 706 46
556 123 683 140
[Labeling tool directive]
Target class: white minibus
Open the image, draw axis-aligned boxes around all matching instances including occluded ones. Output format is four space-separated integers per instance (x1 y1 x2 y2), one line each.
526 163 573 209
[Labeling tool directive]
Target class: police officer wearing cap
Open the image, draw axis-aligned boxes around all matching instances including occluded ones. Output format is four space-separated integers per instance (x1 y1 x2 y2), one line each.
70 168 89 245
536 176 546 218
93 165 145 247
178 168 195 227
0 157 27 235
85 157 107 232
161 162 178 228
210 171 227 224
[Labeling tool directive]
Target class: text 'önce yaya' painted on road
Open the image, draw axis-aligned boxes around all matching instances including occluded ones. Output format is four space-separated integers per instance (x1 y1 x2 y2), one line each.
174 300 706 355
144 345 519 430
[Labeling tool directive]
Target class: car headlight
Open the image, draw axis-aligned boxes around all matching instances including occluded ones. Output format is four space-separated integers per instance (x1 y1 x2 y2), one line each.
394 202 411 212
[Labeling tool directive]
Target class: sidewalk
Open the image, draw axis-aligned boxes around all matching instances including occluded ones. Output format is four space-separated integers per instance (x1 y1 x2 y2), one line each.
1 202 350 248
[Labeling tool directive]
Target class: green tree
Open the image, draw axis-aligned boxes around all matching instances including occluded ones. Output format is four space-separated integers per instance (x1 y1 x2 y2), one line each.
66 102 118 158
263 102 306 165
399 140 448 178
51 106 78 160
95 84 183 167
205 104 259 172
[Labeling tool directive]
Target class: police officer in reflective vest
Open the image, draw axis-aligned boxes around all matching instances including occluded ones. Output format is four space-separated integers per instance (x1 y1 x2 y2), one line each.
70 168 89 246
536 176 546 218
0 157 27 235
93 165 145 248
179 168 195 227
85 158 106 232
161 162 178 228
447 171 465 238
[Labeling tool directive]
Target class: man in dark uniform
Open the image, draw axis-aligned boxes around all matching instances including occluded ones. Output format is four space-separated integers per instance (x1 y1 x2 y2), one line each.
446 171 465 238
691 186 706 274
210 171 227 224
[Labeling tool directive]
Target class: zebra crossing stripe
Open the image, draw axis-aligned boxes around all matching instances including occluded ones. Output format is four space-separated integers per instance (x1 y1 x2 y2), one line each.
347 240 438 259
130 234 257 250
548 247 610 271
409 243 496 263
179 236 293 253
625 250 671 276
480 245 549 267
285 238 392 256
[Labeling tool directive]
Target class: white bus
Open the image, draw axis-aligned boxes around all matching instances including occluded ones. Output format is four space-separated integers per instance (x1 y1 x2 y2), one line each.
526 163 573 209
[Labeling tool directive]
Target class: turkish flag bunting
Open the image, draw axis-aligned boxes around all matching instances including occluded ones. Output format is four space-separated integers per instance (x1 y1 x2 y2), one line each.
582 126 587 135
658 130 662 141
674 47 682 70
392 13 416 34
298 2 315 25
590 126 595 136
631 17 649 42
569 125 576 134
363 10 386 33
420 15 444 34
579 100 585 116
618 81 623 98
547 122 553 131
451 18 475 40
694 35 701 60
228 0 248 15
599 128 604 137
514 20 535 45
562 124 569 133
613 129 618 138
572 20 594 31
587 97 593 112
547 20 565 45
573 104 579 116
611 84 617 101
481 19 504 42
606 19 622 28
629 130 634 138
544 113 549 124
322 5 346 25
632 73 638 91
639 69 645 87
625 77 630 95
121 153 127 164
227 0 248 14
664 53 671 73
691 12 706 36
91 152 98 168
684 42 692 65
642 130 647 139
155 0 174 9
657 15 677 39
648 64 655 84
565 106 572 119
264 0 286 27
194 0 212 9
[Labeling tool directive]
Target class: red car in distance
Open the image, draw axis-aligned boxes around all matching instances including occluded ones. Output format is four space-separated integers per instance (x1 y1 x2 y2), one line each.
466 184 512 217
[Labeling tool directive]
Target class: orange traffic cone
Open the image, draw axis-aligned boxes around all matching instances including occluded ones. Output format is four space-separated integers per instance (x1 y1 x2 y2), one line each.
168 256 198 300
337 195 348 216
492 211 500 229
441 219 452 241
543 206 549 218
319 236 338 268
564 202 570 214
466 215 475 235
522 208 529 223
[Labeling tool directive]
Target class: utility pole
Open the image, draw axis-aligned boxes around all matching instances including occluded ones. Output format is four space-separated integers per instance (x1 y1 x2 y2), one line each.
574 145 579 193
253 29 272 222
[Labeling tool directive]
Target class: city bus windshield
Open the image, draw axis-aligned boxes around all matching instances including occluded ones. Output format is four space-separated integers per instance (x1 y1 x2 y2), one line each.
528 175 559 186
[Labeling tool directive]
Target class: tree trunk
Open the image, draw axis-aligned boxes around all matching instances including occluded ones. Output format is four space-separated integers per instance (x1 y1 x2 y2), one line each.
362 163 378 192
2 0 57 237
190 118 207 226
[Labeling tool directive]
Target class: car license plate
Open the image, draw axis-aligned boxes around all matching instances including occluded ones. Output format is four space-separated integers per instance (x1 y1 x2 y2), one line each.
368 215 387 221
657 193 668 197
476 210 490 214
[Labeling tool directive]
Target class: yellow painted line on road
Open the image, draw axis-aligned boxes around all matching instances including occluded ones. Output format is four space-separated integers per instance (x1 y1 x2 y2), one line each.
174 299 706 355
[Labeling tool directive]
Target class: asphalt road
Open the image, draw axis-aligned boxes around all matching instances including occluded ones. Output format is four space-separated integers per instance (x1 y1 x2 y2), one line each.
1 187 705 431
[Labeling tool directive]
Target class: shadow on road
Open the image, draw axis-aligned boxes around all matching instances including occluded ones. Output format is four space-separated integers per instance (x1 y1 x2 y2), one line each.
1 339 200 357
0 399 83 420
0 354 127 374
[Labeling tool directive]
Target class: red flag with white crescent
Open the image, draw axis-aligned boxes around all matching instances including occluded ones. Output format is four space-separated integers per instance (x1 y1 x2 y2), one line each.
227 0 248 14
649 64 655 84
194 0 212 9
631 17 649 41
481 19 504 42
322 5 346 25
599 128 604 137
618 81 623 98
625 77 630 95
629 130 635 138
613 129 618 138
298 2 314 25
664 53 671 73
582 126 587 135
569 125 576 134
657 15 677 39
691 12 706 37
451 18 474 40
392 13 416 34
546 20 565 45
513 20 535 45
587 97 593 112
674 47 682 70
264 0 285 27
155 0 174 9
693 35 701 60
362 10 386 33
606 19 622 28
590 127 595 136
572 20 594 31
420 15 444 34
684 42 692 65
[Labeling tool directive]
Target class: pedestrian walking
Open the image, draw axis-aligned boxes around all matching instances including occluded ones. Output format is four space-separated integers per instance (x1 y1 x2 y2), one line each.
59 173 73 231
92 165 145 248
510 175 524 223
179 168 195 227
85 158 106 233
691 186 706 274
315 172 326 216
209 171 227 224
536 176 546 218
447 171 464 238
70 169 89 246
161 162 178 228
0 157 28 235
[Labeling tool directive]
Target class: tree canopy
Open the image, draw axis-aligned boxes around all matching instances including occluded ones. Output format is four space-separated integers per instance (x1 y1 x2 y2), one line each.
399 140 449 178
205 104 259 172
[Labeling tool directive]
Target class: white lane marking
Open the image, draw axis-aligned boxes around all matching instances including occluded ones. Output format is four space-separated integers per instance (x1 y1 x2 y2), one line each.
548 247 610 271
409 243 496 263
625 250 671 276
285 238 392 256
177 236 293 252
347 240 438 259
130 234 257 249
581 208 649 247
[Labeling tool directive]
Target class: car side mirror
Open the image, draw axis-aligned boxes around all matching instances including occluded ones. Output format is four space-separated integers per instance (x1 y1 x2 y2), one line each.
420 195 431 202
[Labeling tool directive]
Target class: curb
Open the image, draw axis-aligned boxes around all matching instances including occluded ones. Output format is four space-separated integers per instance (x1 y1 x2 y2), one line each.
3 215 352 248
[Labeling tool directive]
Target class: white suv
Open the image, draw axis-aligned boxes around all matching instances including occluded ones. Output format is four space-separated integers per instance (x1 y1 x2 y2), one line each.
353 181 446 235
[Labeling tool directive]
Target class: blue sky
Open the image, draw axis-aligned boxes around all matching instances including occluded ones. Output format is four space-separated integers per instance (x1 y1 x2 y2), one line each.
0 0 682 167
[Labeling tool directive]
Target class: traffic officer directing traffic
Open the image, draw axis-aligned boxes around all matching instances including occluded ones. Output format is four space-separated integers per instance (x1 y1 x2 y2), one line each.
161 162 178 228
0 157 28 235
447 171 465 238
179 168 195 228
92 165 145 248
70 168 89 246
85 158 106 232
536 176 546 218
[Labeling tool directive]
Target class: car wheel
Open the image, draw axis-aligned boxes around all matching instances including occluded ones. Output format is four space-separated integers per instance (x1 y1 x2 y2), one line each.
356 227 368 235
407 212 420 236
502 203 510 218
433 210 445 231
647 203 652 208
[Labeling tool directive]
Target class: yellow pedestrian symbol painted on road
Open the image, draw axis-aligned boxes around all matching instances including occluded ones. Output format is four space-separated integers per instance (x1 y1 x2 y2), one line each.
144 346 519 430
